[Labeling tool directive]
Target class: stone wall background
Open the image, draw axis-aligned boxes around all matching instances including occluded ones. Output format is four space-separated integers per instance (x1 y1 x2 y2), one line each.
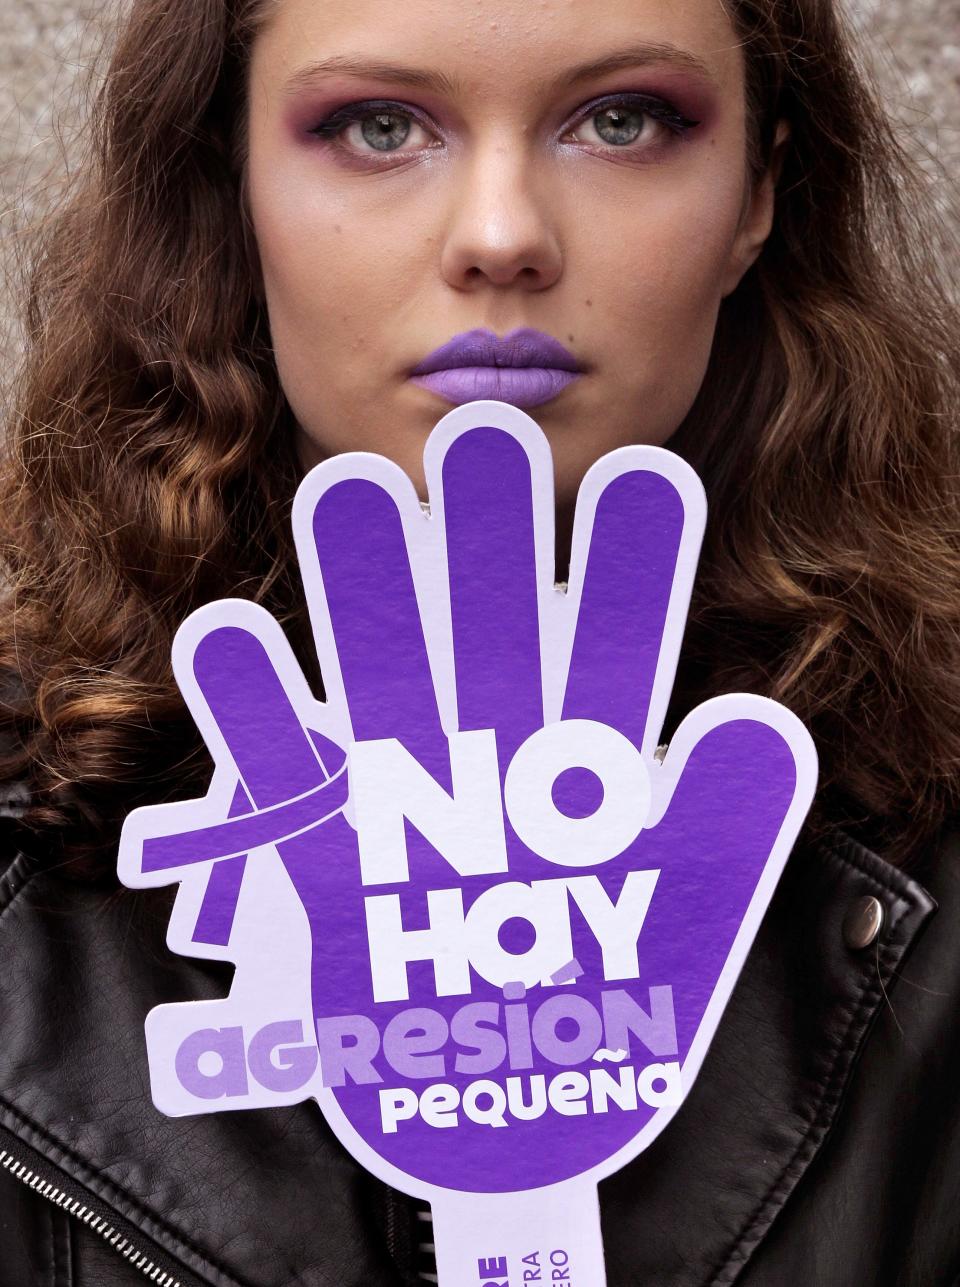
1 0 958 369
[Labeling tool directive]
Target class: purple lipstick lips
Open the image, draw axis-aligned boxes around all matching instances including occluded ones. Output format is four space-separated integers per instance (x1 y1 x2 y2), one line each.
410 327 581 409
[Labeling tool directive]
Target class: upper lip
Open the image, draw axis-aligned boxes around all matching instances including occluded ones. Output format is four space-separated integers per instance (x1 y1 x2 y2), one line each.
411 327 580 375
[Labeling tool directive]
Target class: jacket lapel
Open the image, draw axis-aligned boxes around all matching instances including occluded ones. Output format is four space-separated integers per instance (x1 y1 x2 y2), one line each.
599 831 936 1284
0 850 413 1287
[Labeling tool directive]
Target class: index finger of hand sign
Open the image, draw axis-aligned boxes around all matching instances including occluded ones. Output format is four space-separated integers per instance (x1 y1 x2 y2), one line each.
303 470 446 775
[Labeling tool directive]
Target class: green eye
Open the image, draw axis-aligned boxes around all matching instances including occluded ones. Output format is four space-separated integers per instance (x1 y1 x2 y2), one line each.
567 93 700 152
359 112 413 151
592 106 646 146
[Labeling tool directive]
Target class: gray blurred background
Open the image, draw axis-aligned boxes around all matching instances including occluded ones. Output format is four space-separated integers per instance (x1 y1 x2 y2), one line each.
1 0 958 370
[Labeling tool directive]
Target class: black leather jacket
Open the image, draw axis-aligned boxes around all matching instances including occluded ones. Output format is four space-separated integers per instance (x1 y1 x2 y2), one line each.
1 788 957 1286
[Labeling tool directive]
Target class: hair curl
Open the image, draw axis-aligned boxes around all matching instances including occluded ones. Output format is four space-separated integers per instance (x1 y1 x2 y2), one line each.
2 0 958 873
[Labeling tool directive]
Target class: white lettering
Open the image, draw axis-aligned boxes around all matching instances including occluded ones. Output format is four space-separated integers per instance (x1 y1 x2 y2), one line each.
566 870 660 980
365 888 471 1003
503 719 651 867
351 729 507 884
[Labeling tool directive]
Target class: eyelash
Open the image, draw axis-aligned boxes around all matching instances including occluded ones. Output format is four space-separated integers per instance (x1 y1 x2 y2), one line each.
579 92 700 140
307 92 700 157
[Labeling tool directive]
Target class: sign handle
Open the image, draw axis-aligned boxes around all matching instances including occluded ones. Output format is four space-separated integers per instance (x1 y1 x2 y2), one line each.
430 1180 606 1287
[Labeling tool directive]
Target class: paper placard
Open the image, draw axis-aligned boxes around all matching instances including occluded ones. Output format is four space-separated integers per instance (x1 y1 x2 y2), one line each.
119 401 817 1285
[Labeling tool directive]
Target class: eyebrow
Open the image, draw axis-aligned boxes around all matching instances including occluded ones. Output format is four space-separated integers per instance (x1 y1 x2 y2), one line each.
283 56 460 97
282 42 717 99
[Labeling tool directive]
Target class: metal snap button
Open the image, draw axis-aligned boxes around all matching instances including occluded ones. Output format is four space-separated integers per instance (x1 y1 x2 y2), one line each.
842 895 885 950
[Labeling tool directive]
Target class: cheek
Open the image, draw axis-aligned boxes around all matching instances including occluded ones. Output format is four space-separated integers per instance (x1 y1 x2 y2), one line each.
252 197 362 367
580 164 746 425
249 167 445 470
594 172 743 342
248 163 424 397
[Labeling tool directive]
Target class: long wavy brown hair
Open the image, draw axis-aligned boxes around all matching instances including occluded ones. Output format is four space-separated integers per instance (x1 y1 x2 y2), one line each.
2 0 958 874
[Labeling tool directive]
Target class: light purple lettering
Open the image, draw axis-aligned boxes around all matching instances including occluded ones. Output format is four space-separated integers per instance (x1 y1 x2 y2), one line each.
175 1026 248 1099
383 1007 448 1079
247 1020 318 1092
315 1014 383 1087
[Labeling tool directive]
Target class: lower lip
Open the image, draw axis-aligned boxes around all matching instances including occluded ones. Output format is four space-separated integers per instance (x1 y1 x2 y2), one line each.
410 366 580 408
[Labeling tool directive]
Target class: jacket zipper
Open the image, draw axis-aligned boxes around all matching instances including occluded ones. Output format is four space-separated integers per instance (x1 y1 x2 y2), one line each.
0 1126 205 1287
2 1136 425 1287
0 1147 182 1285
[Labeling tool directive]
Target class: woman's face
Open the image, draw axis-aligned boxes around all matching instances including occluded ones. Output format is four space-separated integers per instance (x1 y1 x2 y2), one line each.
245 0 778 506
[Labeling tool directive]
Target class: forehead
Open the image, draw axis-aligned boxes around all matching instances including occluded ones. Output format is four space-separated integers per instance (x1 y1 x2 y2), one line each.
249 0 745 104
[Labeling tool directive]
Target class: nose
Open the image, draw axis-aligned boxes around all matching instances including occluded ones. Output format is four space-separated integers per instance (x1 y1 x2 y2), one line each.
439 142 563 292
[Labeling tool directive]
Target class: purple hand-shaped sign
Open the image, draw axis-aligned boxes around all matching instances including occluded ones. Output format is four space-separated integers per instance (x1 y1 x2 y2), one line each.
119 402 816 1285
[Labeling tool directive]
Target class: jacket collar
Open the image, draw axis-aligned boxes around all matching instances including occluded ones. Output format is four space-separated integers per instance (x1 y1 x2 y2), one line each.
0 829 937 1286
598 827 938 1282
